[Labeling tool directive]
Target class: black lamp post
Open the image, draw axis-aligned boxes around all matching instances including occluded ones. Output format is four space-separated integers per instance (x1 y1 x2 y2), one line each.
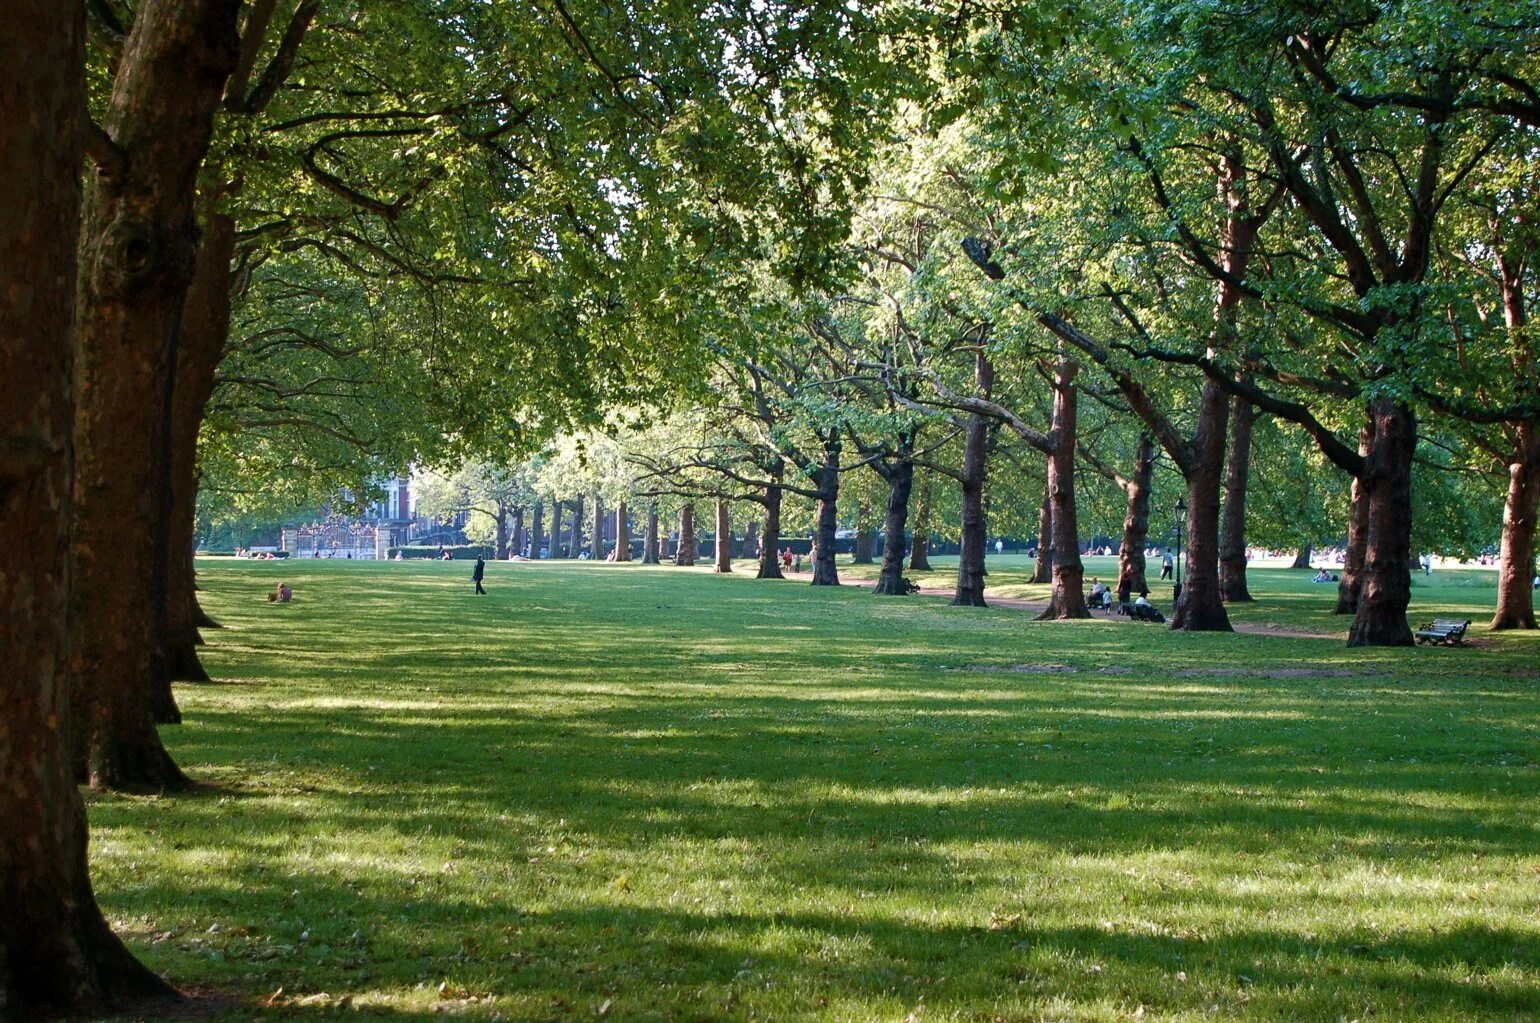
1173 497 1187 604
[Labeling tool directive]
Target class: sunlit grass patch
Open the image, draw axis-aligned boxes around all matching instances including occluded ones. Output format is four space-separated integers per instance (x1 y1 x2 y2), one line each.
86 557 1540 1021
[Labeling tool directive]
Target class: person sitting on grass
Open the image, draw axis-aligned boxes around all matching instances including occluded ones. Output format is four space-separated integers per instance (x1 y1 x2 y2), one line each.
1312 567 1333 583
277 582 292 602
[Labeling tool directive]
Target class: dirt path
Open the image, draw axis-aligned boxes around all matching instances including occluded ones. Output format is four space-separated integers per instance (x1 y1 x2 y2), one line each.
780 571 1333 639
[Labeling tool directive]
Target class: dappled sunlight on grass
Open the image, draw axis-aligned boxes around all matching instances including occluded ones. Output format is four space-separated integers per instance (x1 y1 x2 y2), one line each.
86 558 1540 1021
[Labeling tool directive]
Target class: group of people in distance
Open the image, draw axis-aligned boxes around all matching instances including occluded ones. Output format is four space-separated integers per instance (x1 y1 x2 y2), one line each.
1087 576 1160 620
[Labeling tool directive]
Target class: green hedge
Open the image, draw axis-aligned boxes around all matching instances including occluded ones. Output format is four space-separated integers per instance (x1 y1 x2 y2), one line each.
387 545 494 560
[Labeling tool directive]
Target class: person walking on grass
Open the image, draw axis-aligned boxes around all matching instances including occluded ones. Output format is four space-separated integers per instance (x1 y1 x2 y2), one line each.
472 556 486 595
1160 548 1174 580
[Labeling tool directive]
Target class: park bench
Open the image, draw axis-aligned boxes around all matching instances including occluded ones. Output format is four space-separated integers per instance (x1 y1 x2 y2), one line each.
1415 618 1471 646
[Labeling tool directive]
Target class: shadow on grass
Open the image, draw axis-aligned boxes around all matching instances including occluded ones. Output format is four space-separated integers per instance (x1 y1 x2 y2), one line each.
88 559 1540 1021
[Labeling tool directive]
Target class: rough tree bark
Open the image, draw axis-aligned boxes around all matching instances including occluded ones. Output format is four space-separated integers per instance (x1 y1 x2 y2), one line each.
908 477 933 572
1492 251 1538 629
615 501 632 562
1347 399 1417 647
674 503 696 566
1036 360 1090 620
73 0 242 790
532 501 545 558
852 504 874 564
714 501 732 572
642 503 660 564
1166 156 1259 634
1336 425 1372 615
590 495 604 559
164 208 235 689
1 3 179 1011
1117 434 1156 595
547 501 563 557
742 519 759 562
494 503 509 560
511 505 525 558
569 496 584 560
953 353 992 607
1030 484 1053 584
873 455 915 596
757 482 785 579
810 435 840 586
1493 423 1540 630
1171 379 1233 631
1292 546 1313 569
1218 394 1255 602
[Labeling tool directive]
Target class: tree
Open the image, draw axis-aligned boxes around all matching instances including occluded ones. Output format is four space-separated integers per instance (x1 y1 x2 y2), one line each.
416 462 538 559
73 0 242 790
1 2 175 1012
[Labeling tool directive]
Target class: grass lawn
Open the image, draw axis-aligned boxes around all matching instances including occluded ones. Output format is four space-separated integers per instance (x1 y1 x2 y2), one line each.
89 557 1540 1021
832 553 1516 638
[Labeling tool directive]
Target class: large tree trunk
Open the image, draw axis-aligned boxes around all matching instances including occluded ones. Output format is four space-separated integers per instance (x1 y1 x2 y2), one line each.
908 477 933 572
953 354 992 606
1336 424 1373 614
674 503 696 566
569 496 585 559
714 501 732 572
810 438 840 586
1036 361 1090 619
548 501 563 557
1171 379 1233 632
1492 257 1537 630
1172 154 1254 632
1117 434 1156 595
1347 400 1417 647
614 501 632 562
511 505 525 557
874 457 915 596
743 518 759 563
1492 423 1540 630
164 208 235 688
73 0 241 791
1218 394 1255 602
532 501 545 558
757 483 785 579
1030 484 1053 584
494 503 509 560
1291 546 1313 569
590 495 604 559
852 504 874 564
1 4 178 1011
642 503 660 564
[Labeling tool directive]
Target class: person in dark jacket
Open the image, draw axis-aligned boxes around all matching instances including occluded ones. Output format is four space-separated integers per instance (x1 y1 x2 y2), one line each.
472 557 486 595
